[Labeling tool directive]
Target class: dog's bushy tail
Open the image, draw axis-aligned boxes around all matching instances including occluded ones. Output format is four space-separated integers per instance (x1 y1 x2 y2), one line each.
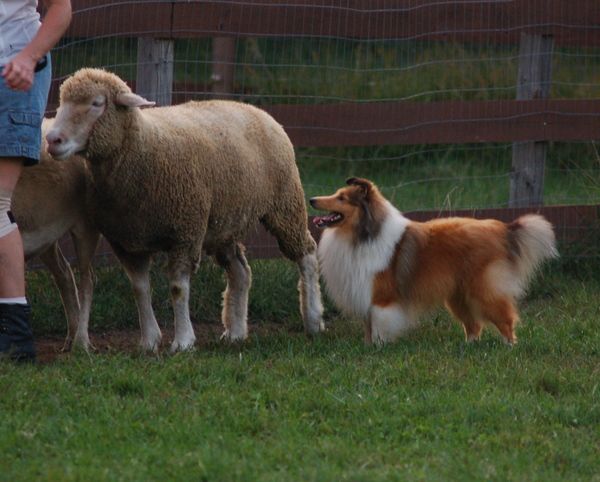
509 214 558 286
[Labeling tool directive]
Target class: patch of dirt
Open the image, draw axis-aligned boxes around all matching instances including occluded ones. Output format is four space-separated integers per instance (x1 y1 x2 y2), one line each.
35 322 295 364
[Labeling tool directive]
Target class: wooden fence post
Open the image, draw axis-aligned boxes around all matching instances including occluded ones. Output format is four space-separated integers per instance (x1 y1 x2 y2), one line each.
211 37 236 98
509 33 554 207
136 38 174 106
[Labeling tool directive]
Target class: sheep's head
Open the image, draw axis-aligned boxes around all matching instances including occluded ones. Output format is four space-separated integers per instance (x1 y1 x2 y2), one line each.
46 68 154 160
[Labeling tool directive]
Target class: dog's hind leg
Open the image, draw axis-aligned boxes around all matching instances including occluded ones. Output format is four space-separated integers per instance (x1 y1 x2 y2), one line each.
215 243 252 342
480 296 519 345
446 293 483 342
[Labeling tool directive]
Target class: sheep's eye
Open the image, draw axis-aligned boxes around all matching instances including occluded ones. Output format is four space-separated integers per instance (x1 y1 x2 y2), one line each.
91 99 104 108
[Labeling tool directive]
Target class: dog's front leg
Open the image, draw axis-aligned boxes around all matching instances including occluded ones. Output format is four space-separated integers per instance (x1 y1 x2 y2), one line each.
370 303 413 345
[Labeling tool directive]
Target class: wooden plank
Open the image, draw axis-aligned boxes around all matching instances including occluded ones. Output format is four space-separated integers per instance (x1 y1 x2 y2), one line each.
510 142 547 206
136 38 174 106
211 38 236 99
171 0 600 45
510 33 554 207
45 95 600 146
67 0 172 37
64 1 600 46
262 99 600 147
29 204 597 267
404 205 600 258
242 205 600 259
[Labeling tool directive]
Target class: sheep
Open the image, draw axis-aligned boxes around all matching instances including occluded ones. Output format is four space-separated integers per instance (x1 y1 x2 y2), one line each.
13 118 100 351
45 68 324 353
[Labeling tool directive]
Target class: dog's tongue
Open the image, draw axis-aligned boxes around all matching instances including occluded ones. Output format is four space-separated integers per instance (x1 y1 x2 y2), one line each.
312 214 335 229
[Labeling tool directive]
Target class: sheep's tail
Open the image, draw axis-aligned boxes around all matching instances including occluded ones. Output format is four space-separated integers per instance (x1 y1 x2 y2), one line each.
508 214 558 284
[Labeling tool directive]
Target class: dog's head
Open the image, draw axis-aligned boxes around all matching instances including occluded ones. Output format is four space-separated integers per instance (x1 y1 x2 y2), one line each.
309 177 387 242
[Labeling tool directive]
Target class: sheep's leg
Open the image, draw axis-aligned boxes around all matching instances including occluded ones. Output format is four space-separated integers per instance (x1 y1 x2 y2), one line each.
167 256 196 353
114 248 162 353
39 242 81 351
297 250 325 334
69 222 100 351
215 243 252 342
262 205 325 335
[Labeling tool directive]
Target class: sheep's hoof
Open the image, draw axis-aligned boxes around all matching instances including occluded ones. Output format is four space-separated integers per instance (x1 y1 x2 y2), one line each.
169 338 196 354
63 336 94 353
140 337 162 354
71 332 96 353
71 338 94 353
304 320 326 336
220 329 247 343
61 337 73 353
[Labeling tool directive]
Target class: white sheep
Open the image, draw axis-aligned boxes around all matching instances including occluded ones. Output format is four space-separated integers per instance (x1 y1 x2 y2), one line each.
46 68 324 353
14 118 99 351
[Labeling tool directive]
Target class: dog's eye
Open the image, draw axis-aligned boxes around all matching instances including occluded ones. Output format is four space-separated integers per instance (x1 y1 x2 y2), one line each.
337 195 345 201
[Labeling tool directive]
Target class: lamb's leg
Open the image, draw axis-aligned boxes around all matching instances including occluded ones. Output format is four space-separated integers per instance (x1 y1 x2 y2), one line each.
215 243 252 342
262 204 324 335
39 242 81 351
69 222 100 351
113 247 162 353
167 256 196 353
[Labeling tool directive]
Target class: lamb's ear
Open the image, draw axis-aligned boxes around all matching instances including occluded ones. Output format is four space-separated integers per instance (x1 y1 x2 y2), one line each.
346 177 373 197
115 92 156 108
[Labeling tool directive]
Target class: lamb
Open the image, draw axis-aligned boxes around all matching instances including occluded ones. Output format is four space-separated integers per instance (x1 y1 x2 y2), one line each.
45 68 324 353
13 118 100 351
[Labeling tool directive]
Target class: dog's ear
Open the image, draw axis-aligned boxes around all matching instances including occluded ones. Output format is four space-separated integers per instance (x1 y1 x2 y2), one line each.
346 177 374 198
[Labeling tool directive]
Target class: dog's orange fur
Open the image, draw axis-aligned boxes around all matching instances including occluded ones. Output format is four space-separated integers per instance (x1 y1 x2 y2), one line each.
312 178 557 344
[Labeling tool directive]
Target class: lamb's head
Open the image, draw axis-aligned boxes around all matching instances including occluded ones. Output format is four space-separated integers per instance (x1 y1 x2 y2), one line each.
46 68 154 160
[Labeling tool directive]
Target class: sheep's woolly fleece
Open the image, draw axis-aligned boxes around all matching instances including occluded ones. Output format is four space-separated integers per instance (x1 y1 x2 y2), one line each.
60 68 131 103
59 68 316 263
52 68 324 350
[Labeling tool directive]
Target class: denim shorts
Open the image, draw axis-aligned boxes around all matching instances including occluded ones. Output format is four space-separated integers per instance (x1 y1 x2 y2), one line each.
0 54 52 166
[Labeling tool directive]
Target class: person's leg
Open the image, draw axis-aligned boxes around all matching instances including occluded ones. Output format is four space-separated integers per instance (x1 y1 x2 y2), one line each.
0 157 35 362
0 55 51 362
0 157 26 298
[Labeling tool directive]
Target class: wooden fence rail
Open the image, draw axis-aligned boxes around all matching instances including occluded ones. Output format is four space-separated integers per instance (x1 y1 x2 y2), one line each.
30 205 598 269
66 1 600 46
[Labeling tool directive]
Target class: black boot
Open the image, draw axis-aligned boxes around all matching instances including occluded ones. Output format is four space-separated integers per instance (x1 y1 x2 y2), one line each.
0 303 36 363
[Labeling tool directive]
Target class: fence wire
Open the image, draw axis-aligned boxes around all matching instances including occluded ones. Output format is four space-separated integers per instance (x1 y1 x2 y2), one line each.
46 0 600 258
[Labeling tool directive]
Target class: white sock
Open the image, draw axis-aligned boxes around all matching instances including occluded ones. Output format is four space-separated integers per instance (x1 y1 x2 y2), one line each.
0 297 28 305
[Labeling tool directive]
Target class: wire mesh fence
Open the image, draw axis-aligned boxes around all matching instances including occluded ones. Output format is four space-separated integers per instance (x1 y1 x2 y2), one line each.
46 0 600 259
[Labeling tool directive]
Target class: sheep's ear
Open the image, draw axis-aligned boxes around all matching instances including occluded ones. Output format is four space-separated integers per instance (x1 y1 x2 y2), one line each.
115 92 156 108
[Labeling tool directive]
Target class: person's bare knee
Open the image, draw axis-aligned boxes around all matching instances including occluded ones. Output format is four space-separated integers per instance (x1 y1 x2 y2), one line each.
0 188 17 239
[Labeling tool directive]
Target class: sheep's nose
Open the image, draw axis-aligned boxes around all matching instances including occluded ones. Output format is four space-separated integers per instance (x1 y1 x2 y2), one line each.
46 131 63 146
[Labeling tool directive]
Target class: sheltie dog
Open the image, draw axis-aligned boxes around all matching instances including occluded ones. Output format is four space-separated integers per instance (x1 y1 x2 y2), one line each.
310 178 558 345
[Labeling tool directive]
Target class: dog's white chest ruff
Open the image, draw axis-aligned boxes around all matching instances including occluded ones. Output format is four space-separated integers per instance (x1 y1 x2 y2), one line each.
317 206 408 319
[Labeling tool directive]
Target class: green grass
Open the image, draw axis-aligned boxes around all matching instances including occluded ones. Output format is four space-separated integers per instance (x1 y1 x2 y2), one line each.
1 260 599 481
52 37 600 102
